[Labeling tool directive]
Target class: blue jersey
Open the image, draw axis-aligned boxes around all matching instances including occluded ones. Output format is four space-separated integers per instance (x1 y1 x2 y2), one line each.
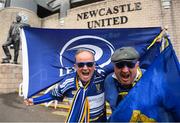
33 70 107 122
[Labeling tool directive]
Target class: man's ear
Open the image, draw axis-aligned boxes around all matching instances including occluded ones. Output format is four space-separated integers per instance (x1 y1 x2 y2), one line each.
136 61 139 67
74 64 77 70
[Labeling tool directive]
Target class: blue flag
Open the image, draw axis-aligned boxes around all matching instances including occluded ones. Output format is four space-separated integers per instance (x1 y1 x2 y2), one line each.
21 27 161 98
109 39 180 122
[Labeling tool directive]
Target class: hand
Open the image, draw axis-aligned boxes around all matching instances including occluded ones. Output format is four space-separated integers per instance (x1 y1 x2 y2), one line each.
156 37 161 43
24 98 34 106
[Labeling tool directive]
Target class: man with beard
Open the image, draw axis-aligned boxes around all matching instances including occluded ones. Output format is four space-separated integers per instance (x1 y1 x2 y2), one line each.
24 49 107 122
104 47 144 112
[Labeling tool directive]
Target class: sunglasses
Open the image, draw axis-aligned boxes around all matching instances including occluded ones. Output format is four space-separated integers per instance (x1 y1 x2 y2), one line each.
76 62 94 68
115 60 137 69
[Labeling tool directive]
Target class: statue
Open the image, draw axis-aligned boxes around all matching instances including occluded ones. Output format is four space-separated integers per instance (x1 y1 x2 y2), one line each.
1 15 30 64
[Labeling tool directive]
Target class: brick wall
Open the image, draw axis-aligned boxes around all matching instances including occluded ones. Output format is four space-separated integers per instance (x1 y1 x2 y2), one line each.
171 0 180 60
40 0 180 59
63 0 162 28
1 0 179 60
0 64 22 93
61 0 180 59
41 13 61 29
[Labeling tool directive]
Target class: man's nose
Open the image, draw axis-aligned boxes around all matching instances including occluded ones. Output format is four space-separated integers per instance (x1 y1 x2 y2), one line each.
121 65 129 72
82 65 88 69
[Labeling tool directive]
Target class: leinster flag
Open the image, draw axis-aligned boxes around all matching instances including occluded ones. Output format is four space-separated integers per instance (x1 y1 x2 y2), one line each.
21 27 161 98
109 38 180 122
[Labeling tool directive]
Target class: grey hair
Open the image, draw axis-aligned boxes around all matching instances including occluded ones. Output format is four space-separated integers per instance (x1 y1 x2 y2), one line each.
75 48 95 62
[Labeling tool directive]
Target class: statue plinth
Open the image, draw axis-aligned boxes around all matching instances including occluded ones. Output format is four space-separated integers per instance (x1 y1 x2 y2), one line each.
0 63 22 93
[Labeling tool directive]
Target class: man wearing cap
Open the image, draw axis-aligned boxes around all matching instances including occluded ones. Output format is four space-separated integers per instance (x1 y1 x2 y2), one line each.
104 47 145 112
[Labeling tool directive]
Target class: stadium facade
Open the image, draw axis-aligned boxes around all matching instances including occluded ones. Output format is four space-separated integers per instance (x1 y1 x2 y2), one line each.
0 0 179 61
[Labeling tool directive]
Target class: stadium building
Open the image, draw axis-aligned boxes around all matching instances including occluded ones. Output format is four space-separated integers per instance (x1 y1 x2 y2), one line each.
0 0 179 93
0 0 179 59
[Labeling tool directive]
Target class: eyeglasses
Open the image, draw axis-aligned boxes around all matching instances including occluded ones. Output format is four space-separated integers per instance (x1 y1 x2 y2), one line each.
76 62 94 68
115 60 137 69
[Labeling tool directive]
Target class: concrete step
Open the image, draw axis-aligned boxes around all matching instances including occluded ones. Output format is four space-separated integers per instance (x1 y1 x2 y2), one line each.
52 111 68 117
41 100 112 116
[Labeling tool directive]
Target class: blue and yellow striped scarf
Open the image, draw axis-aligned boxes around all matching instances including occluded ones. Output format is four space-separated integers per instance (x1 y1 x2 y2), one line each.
66 77 91 122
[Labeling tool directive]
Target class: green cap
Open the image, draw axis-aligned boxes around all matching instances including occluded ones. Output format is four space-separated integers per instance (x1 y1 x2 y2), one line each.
111 47 139 63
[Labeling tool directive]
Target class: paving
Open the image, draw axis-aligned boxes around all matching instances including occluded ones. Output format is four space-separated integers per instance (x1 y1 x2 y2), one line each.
0 92 66 122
